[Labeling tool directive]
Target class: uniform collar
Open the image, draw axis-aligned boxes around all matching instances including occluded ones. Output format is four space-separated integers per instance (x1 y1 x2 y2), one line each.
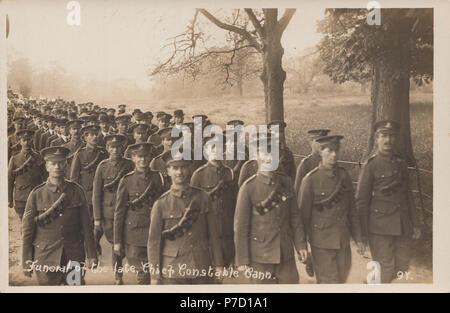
319 163 338 178
207 161 223 170
170 185 192 198
46 179 68 193
257 171 276 185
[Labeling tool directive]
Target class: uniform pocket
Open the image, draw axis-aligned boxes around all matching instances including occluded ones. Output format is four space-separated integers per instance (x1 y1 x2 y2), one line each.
311 216 334 230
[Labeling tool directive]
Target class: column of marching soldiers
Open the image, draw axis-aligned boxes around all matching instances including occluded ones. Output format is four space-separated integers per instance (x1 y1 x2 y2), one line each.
7 91 424 286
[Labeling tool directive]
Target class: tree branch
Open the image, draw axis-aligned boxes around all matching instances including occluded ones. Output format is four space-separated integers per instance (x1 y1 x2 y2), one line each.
197 9 262 52
244 9 264 38
277 8 296 34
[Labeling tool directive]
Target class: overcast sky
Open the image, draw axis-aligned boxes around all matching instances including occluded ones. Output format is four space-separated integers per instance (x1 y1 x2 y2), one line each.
4 0 325 89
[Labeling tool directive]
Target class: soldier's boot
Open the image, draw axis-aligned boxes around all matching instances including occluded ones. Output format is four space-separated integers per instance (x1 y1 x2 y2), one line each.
113 251 124 285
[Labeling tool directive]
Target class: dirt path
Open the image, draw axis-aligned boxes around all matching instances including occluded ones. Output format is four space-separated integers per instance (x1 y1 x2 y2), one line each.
8 207 432 286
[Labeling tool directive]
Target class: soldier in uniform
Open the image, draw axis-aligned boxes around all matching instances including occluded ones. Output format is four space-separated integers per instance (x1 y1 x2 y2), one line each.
267 120 296 182
191 143 236 268
124 124 151 159
173 109 184 125
98 115 112 148
39 116 57 151
92 134 134 285
113 143 165 284
8 130 47 220
70 125 109 228
294 129 331 196
222 120 248 184
148 149 224 285
144 111 159 135
8 116 27 159
355 120 423 283
22 146 97 286
115 114 134 146
150 127 176 174
234 135 307 284
298 135 365 283
50 119 70 146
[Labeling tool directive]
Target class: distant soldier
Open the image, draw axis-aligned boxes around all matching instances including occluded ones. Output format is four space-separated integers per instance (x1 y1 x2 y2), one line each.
50 119 70 146
267 120 296 182
39 116 57 151
115 114 134 146
124 124 151 159
234 135 307 284
356 120 423 283
8 130 46 220
62 119 84 177
113 143 165 284
143 111 159 135
150 127 176 174
92 135 134 285
22 146 97 285
148 149 224 285
172 109 184 125
98 115 112 148
70 125 109 227
148 113 172 146
298 135 364 283
118 104 126 115
294 129 331 196
8 116 27 159
222 120 248 183
191 144 236 268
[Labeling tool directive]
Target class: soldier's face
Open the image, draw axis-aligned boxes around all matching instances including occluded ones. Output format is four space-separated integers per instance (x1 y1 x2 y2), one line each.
20 136 32 149
320 146 339 168
167 164 191 185
69 126 81 138
100 122 109 132
107 144 123 158
47 121 55 129
131 153 151 171
118 123 127 133
174 116 183 124
134 131 147 143
60 126 68 136
376 132 396 154
162 137 173 150
257 149 274 171
46 160 67 178
85 132 98 145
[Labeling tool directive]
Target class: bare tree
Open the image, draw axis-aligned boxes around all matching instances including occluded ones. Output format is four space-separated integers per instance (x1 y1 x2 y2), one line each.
151 8 296 124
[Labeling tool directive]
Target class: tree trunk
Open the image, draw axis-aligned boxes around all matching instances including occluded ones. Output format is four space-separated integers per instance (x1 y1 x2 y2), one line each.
261 9 286 124
366 13 416 166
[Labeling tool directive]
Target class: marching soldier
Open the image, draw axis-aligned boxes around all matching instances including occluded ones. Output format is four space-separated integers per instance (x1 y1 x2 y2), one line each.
8 116 27 159
148 149 224 285
191 144 236 268
22 146 97 285
298 135 364 283
115 114 134 146
173 109 184 125
50 119 70 146
70 125 109 227
234 135 307 284
8 130 47 220
150 127 175 173
98 115 112 148
222 120 248 182
267 120 296 182
92 135 134 285
113 143 165 284
39 116 57 151
124 124 151 159
144 111 159 135
62 119 84 177
118 104 126 115
355 120 423 283
294 129 331 196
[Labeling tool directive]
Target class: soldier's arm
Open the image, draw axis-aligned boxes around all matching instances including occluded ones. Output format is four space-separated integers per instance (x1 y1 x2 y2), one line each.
22 191 37 270
8 158 14 206
113 178 128 245
190 170 201 188
205 194 224 267
404 162 424 228
294 159 307 197
345 171 362 243
76 185 98 260
237 162 250 188
69 152 81 183
288 177 307 251
297 175 314 238
148 199 163 280
92 164 104 222
233 184 252 266
355 162 373 240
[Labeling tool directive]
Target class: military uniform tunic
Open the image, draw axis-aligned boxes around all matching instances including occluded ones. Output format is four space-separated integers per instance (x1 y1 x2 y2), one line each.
22 179 97 285
114 168 165 284
191 162 236 266
294 153 321 197
8 150 46 218
355 153 423 283
298 165 362 283
70 146 108 211
234 172 306 284
238 160 258 188
148 185 224 283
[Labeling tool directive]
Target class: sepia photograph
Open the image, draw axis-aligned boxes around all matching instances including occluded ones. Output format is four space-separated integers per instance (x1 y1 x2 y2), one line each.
0 0 445 293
